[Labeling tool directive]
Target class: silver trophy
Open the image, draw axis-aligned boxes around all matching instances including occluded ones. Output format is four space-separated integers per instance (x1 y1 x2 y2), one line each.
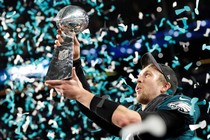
45 5 89 80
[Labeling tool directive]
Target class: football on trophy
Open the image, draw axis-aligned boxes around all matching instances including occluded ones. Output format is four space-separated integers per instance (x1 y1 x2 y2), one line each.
54 5 89 35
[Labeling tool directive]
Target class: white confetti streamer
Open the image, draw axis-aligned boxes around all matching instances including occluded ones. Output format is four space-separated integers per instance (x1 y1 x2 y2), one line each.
195 0 200 15
118 23 128 32
189 120 206 131
206 73 210 84
138 12 143 20
48 119 58 128
182 77 193 85
194 20 201 31
133 51 138 64
172 2 177 7
129 73 137 83
22 116 30 132
203 28 210 37
49 88 54 100
47 131 55 139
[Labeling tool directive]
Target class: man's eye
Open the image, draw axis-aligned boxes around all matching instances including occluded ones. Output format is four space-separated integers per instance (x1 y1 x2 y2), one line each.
145 73 150 77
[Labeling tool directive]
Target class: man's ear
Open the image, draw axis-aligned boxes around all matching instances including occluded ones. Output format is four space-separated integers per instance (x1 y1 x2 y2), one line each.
161 82 171 93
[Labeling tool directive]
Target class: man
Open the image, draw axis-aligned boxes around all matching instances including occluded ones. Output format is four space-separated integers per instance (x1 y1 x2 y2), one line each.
46 30 200 139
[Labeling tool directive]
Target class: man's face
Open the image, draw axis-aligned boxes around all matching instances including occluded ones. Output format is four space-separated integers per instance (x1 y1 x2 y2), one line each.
135 64 164 104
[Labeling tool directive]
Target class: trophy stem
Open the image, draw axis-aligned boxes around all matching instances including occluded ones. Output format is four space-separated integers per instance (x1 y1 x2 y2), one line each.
45 32 74 80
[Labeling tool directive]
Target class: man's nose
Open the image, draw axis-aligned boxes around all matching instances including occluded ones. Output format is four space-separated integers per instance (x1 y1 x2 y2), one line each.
137 75 143 83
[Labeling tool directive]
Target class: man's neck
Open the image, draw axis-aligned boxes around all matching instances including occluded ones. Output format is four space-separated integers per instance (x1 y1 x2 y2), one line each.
141 94 166 111
142 104 147 111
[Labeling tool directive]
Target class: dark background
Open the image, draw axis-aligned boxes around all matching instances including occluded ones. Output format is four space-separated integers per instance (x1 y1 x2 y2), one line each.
0 0 209 139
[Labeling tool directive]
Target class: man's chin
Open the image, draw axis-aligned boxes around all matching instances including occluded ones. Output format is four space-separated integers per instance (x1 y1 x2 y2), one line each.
139 100 148 104
137 95 149 104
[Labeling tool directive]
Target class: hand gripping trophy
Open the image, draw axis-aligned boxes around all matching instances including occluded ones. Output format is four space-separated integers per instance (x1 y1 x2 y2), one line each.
45 5 89 80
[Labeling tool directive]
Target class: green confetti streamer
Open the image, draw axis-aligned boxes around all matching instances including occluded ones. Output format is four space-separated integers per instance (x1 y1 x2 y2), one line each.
202 44 210 50
184 62 193 70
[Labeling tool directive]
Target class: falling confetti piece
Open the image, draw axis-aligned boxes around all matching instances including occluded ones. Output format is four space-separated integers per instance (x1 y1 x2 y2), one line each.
194 20 201 31
195 0 200 15
175 6 191 15
22 116 30 132
0 0 209 139
182 77 193 85
189 120 207 131
184 62 193 70
203 28 210 37
202 44 210 50
207 102 210 113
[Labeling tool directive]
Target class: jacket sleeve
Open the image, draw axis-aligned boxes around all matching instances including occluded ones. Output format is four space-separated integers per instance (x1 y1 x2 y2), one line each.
73 59 121 136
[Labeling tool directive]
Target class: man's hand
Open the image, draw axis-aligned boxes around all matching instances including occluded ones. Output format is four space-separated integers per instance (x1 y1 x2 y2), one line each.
54 29 81 61
45 67 94 109
45 67 83 100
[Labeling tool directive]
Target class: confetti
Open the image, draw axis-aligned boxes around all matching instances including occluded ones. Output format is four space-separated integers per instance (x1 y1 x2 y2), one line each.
0 0 209 139
179 41 190 52
118 23 128 32
190 97 206 116
194 20 201 31
206 73 210 84
207 102 210 113
175 6 191 15
203 28 210 37
131 24 138 36
172 56 180 68
22 116 30 132
189 120 207 131
195 0 200 15
182 77 193 85
138 12 143 20
202 44 210 50
184 62 193 70
47 131 55 139
133 51 139 64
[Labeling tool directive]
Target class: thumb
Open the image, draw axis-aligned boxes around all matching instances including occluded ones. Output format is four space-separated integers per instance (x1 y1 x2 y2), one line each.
74 34 80 46
71 67 83 88
72 67 78 80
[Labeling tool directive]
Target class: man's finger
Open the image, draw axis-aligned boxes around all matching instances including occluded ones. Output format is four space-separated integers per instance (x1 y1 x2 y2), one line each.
57 35 64 43
45 80 63 86
71 67 83 88
46 84 60 90
72 67 77 79
57 29 62 35
55 40 61 46
72 67 79 80
74 34 80 46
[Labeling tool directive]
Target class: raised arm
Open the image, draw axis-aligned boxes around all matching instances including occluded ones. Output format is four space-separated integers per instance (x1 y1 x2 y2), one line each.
53 30 122 136
45 68 142 127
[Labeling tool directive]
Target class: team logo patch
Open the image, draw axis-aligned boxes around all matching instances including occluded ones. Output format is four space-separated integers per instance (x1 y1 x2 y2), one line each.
58 49 69 60
167 101 191 114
